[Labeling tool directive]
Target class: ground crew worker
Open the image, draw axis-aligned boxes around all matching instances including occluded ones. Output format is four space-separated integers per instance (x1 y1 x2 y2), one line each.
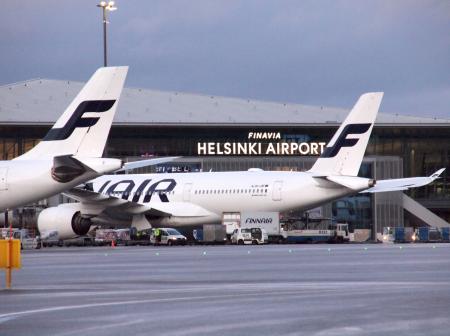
154 228 161 245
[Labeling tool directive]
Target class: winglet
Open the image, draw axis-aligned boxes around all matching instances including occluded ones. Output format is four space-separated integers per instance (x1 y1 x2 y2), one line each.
430 168 445 179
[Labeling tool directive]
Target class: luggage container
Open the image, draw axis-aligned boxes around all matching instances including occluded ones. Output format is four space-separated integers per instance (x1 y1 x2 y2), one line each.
416 227 441 242
394 227 405 242
193 225 227 244
428 228 442 242
417 227 429 242
441 227 450 241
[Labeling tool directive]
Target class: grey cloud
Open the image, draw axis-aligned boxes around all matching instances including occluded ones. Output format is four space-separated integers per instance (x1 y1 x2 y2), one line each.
0 0 449 118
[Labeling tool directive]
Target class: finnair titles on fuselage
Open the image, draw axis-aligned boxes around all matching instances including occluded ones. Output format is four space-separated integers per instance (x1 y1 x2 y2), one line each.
37 92 445 239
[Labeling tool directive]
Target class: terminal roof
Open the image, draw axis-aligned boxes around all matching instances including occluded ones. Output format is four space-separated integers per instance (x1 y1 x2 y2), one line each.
1 79 449 126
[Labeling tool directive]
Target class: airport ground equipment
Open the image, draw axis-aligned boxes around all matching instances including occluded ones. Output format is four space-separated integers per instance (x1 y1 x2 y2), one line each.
284 223 349 244
222 212 241 238
1 228 39 249
63 236 95 247
382 227 414 243
441 227 450 241
395 227 415 243
95 229 117 246
351 229 371 242
240 212 287 243
126 228 152 246
40 230 63 247
416 227 442 242
150 228 187 246
231 227 268 245
382 226 449 243
193 224 227 244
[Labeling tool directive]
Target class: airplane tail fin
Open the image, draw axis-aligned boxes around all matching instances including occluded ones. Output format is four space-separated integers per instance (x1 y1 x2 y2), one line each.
309 92 383 176
15 66 128 160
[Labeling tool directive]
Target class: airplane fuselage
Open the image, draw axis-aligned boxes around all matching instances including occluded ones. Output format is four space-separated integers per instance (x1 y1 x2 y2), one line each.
0 158 121 211
92 171 359 227
0 160 91 211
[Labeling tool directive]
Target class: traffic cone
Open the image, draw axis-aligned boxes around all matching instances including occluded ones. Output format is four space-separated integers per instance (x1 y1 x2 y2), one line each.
111 240 116 248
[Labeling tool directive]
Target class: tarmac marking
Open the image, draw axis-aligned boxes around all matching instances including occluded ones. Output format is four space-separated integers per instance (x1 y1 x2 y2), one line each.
1 280 448 322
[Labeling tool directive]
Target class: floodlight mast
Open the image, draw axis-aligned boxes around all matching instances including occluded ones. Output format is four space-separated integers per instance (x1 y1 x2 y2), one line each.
97 1 117 67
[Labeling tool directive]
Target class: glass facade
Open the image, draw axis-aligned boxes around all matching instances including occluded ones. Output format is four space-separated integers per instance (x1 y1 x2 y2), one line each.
104 125 449 221
0 124 448 231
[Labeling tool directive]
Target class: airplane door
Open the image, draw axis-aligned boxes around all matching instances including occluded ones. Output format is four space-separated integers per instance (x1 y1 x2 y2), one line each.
272 181 283 201
0 167 8 191
183 183 193 201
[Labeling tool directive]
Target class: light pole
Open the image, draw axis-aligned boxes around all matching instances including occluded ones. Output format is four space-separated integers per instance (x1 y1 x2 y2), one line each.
97 1 117 67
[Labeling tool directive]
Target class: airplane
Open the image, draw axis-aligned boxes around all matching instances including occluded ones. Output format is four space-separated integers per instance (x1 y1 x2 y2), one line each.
0 66 129 212
36 92 445 239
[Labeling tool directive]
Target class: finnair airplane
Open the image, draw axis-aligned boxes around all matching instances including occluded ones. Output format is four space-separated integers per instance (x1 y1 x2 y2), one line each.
37 92 445 239
0 66 129 212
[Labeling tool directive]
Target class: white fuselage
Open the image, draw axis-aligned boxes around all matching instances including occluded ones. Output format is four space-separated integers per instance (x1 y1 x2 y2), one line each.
0 160 112 211
93 171 358 227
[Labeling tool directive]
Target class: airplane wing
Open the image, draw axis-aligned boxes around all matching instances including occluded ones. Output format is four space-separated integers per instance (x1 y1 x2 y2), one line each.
115 157 180 173
63 187 213 218
361 168 445 193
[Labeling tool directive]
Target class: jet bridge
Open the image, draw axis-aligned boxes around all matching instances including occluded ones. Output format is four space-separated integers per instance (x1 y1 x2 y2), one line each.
403 193 450 228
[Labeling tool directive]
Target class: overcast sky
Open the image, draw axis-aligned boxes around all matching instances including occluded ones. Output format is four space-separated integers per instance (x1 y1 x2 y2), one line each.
1 0 449 118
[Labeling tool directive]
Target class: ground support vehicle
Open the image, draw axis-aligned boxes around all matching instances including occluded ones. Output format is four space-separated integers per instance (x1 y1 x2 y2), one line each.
193 224 227 244
150 228 187 246
240 212 286 243
441 227 450 241
285 223 349 244
385 227 415 243
1 228 40 249
231 228 268 245
416 227 442 243
95 229 118 246
63 236 95 247
125 228 152 246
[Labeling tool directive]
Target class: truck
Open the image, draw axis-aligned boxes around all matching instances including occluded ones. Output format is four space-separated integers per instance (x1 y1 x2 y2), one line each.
1 228 40 249
240 212 286 243
285 223 350 244
40 230 63 247
222 212 241 239
193 224 227 244
231 227 268 245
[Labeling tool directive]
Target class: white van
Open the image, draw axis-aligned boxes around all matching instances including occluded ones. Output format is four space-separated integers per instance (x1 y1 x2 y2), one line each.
231 228 268 245
151 228 187 246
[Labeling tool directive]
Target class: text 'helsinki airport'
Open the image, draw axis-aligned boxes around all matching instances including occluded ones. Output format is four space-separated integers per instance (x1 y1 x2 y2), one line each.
0 78 449 237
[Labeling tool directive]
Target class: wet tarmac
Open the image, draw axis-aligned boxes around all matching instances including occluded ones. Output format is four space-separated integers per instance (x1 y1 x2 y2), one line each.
1 244 450 335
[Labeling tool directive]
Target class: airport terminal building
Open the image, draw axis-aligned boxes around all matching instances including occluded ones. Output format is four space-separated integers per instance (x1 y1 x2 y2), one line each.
1 78 449 235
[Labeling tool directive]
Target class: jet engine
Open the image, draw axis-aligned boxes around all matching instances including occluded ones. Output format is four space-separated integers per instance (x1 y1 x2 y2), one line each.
38 206 93 240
